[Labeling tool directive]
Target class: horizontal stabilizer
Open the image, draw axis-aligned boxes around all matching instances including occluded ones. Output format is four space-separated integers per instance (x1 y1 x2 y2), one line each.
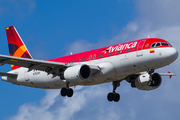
0 72 17 77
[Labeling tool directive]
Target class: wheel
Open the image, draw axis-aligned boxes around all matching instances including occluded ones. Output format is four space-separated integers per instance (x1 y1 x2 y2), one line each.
114 93 120 102
131 82 136 88
148 80 152 86
61 88 67 97
107 92 114 102
67 88 73 97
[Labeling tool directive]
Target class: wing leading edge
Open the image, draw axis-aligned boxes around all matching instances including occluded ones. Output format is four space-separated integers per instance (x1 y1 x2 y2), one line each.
0 72 17 77
0 54 100 76
0 54 66 73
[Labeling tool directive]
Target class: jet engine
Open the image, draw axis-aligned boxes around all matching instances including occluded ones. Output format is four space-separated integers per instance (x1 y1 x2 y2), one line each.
60 64 91 82
134 73 162 91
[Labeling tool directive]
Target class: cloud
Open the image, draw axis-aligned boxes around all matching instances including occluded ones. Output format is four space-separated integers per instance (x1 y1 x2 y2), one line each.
6 85 112 120
65 39 95 55
64 38 112 56
6 0 180 120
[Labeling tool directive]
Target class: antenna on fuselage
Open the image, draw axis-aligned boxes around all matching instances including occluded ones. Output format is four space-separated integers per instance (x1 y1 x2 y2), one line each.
70 52 73 55
148 35 150 38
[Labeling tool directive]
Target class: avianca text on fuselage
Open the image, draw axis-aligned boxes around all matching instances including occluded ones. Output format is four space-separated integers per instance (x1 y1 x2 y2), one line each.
0 26 178 102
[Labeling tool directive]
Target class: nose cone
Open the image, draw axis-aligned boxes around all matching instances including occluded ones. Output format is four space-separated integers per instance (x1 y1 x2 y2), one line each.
166 47 178 63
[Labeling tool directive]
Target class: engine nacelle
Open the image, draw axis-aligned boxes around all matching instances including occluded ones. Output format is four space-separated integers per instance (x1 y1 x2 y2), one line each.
135 73 162 91
60 64 91 82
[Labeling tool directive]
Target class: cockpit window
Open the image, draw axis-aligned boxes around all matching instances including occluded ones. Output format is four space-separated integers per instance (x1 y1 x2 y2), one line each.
151 43 156 47
161 43 169 46
156 43 161 47
151 42 172 47
168 43 173 47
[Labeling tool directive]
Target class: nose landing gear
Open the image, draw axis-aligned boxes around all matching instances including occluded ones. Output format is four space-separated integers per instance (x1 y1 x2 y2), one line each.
107 81 120 102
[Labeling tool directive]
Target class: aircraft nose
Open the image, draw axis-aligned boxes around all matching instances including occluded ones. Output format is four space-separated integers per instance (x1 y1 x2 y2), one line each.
166 47 178 62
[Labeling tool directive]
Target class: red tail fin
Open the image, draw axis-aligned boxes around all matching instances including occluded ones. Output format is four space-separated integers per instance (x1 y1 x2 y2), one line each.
6 26 32 70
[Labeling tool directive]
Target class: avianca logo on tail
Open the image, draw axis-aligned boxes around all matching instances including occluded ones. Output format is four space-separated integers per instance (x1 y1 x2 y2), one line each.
6 26 32 70
102 42 138 53
8 44 31 58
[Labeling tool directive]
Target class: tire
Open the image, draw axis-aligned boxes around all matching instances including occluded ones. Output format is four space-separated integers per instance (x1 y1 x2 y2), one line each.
61 88 67 97
114 93 120 102
107 93 114 102
67 88 73 97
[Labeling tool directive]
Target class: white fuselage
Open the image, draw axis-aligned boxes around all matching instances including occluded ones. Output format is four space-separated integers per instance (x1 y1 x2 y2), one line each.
2 47 178 89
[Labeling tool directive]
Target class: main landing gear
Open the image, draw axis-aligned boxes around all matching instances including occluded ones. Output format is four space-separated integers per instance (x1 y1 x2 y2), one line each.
107 81 120 102
60 82 74 97
147 69 155 86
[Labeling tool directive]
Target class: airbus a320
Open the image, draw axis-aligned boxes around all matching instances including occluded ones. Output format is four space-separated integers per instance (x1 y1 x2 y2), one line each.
0 26 178 102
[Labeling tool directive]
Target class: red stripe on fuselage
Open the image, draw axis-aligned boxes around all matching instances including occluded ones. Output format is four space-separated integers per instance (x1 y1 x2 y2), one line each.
48 38 171 63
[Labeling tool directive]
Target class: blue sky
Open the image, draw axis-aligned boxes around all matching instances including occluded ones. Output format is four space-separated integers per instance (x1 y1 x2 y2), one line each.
0 0 180 120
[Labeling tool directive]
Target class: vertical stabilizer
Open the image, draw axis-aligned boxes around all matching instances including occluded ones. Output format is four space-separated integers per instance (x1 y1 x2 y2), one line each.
6 26 32 70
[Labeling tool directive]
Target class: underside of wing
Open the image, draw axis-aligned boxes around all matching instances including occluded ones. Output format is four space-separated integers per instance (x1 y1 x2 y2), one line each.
0 72 17 77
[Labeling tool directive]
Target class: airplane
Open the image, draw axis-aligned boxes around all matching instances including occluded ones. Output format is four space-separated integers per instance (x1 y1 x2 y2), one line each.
0 26 178 102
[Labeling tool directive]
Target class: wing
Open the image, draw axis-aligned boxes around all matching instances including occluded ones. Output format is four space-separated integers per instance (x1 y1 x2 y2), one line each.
0 54 100 75
0 54 66 73
0 72 17 77
159 73 176 76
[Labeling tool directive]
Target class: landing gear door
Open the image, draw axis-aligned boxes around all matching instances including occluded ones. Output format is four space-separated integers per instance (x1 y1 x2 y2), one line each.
136 40 146 57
